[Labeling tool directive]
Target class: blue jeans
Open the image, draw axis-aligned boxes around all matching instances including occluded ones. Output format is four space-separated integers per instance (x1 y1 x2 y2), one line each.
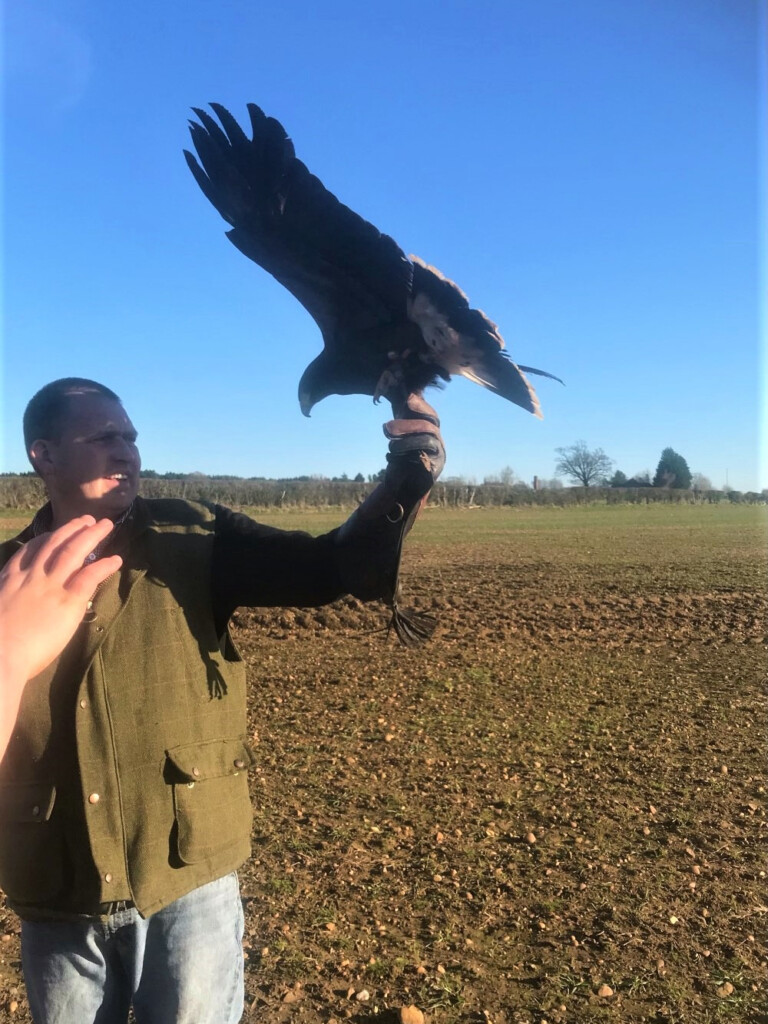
20 872 245 1024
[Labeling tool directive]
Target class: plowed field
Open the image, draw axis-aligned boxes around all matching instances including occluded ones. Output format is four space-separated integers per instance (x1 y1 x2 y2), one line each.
1 504 765 1023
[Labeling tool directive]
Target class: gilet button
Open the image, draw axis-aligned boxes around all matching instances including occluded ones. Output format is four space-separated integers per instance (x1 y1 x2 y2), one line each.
88 793 100 804
79 699 88 709
192 767 201 778
233 759 245 769
104 872 113 883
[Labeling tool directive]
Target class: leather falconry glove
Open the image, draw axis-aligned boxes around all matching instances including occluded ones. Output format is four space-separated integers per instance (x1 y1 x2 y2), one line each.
335 389 445 644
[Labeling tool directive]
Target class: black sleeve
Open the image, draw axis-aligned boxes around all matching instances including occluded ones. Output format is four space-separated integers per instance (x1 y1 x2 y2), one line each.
211 504 346 629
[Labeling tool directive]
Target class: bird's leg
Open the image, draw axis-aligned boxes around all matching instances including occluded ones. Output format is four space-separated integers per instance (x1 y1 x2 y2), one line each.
373 369 402 405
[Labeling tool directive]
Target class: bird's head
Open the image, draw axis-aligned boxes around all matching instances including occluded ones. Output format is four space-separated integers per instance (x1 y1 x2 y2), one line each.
298 355 332 417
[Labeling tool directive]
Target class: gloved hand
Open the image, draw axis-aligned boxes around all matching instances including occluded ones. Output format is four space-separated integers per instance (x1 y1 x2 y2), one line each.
354 391 445 523
335 391 445 643
384 389 445 485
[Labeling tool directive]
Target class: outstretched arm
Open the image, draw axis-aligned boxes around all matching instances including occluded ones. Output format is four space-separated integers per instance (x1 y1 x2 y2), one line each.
335 390 445 641
210 394 444 638
0 517 122 756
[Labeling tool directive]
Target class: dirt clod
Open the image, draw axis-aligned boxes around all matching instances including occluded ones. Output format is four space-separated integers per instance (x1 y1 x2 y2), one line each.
400 1006 425 1024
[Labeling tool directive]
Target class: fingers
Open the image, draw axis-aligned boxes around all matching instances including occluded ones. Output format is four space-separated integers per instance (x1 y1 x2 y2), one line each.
66 554 123 600
41 518 115 578
7 533 49 574
389 439 446 481
388 391 440 426
54 519 116 584
383 418 443 440
384 393 442 442
384 390 446 484
12 517 116 583
41 518 121 596
0 517 123 693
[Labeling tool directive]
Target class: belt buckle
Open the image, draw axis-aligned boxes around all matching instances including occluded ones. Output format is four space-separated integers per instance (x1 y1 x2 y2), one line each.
103 899 133 915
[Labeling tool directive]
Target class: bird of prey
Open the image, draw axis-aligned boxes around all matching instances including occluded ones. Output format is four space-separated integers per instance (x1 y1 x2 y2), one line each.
184 103 560 418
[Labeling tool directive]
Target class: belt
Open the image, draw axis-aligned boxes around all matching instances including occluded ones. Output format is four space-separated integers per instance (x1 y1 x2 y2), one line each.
99 899 135 915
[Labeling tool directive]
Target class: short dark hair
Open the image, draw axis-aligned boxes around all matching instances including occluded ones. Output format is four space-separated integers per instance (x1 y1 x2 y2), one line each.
23 378 122 454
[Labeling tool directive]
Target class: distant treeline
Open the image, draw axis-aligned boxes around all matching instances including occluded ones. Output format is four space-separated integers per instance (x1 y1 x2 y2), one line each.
1 473 765 511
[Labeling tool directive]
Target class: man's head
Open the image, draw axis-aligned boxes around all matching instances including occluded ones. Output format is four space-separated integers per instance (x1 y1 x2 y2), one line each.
25 378 141 525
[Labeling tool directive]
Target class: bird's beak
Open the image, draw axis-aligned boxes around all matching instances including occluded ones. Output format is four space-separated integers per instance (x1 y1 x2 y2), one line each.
299 390 314 418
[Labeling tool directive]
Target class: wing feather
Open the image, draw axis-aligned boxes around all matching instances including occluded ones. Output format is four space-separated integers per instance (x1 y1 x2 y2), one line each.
185 104 412 343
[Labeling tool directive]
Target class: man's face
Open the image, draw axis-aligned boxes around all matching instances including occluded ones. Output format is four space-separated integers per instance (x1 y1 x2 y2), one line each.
32 394 141 522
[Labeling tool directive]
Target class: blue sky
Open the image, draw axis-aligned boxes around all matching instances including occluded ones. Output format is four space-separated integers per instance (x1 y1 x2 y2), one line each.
3 0 764 490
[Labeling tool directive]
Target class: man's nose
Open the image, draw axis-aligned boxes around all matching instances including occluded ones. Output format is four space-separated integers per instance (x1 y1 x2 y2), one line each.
113 437 136 460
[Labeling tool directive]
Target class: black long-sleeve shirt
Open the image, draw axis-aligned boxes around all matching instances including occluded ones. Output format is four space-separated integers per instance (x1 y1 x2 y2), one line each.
210 505 346 635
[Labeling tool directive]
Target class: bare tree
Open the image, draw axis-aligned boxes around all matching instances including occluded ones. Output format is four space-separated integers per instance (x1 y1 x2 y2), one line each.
537 477 564 489
483 465 517 485
691 472 712 492
555 441 614 487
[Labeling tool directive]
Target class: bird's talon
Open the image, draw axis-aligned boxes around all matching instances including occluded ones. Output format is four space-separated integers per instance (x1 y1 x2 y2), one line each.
374 367 401 404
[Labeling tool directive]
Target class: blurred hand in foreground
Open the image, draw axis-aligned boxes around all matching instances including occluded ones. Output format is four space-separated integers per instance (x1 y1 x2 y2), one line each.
0 516 122 754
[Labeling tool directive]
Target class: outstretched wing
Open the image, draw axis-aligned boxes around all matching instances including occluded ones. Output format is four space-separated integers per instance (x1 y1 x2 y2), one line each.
184 103 412 343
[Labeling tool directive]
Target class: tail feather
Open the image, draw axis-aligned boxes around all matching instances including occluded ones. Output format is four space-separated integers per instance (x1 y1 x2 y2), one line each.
517 364 565 386
458 356 542 418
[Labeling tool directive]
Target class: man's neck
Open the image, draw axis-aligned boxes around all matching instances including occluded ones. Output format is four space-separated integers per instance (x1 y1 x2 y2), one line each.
42 500 135 532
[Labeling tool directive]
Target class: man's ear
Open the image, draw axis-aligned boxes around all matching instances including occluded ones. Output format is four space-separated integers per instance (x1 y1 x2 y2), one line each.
29 439 55 479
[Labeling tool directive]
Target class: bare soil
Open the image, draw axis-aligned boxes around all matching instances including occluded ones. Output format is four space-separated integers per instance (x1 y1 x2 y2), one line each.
1 507 765 1022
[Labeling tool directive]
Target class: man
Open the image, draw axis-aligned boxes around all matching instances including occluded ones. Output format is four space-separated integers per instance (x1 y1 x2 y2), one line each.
0 377 444 1024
